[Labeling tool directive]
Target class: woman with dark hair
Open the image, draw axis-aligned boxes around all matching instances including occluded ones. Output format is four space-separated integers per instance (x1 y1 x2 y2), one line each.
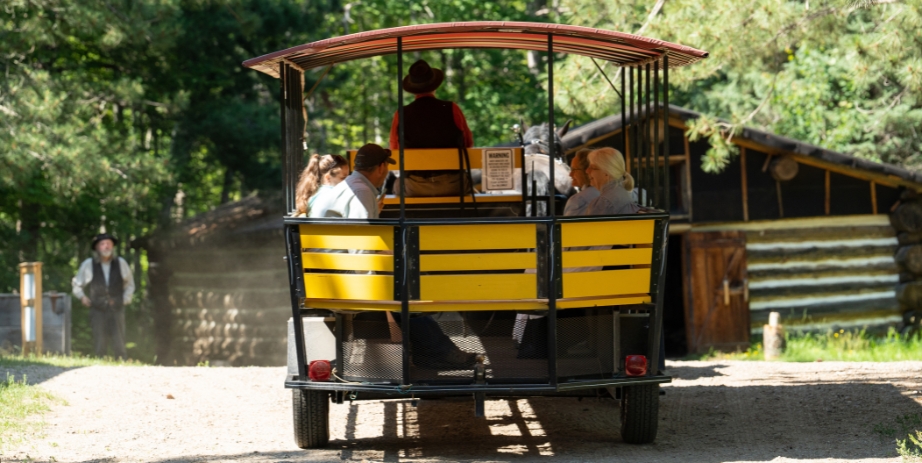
294 154 349 216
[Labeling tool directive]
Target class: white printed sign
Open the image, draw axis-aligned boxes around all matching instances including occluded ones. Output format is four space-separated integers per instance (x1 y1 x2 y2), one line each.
482 148 515 191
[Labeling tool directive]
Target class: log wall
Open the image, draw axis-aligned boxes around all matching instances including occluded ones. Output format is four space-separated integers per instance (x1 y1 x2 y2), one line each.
694 215 902 334
145 194 291 366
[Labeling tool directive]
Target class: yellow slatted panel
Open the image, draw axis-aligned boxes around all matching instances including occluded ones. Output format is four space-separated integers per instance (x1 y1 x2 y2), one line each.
304 274 393 301
382 194 522 205
557 295 652 309
302 252 393 272
348 148 523 170
300 224 394 251
561 220 655 247
419 224 535 250
420 274 536 301
420 252 535 271
562 248 652 268
562 268 651 298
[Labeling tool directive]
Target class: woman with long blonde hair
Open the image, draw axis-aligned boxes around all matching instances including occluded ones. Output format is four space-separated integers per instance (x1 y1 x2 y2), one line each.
584 147 639 215
294 154 349 216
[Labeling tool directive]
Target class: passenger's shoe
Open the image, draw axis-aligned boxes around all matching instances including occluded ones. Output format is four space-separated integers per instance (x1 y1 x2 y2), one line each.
442 348 477 367
415 348 477 369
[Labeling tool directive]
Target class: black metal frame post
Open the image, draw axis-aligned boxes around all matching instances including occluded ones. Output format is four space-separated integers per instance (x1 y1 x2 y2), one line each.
621 66 626 165
647 217 668 375
634 66 647 206
546 34 558 386
663 55 670 213
629 67 637 195
644 63 652 208
397 37 411 386
281 62 308 380
653 61 660 209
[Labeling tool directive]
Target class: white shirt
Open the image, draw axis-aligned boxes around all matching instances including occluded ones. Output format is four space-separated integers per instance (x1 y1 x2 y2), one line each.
72 256 135 304
308 171 380 219
585 180 641 216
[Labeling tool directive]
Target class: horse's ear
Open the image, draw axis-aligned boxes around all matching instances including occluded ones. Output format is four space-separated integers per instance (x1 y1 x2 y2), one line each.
520 118 528 133
557 119 573 139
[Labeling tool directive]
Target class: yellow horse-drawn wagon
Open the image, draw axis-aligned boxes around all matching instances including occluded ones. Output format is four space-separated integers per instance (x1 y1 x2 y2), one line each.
243 21 707 448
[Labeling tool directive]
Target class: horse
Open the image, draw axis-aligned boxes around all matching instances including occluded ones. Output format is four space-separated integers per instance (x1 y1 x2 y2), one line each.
516 120 575 216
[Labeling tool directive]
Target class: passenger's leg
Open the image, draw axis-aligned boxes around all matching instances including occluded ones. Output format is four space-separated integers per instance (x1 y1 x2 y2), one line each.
393 314 475 367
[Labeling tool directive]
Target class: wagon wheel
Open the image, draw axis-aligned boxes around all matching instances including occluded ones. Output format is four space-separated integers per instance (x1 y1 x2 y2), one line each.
293 389 329 449
620 384 659 444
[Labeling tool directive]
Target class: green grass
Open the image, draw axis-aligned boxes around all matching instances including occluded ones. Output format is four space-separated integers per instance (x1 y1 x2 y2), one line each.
0 353 146 369
874 414 922 461
0 374 59 450
701 328 922 362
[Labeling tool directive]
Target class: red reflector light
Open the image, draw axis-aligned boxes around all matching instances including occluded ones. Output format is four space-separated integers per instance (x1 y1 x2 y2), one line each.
625 355 647 377
308 360 332 381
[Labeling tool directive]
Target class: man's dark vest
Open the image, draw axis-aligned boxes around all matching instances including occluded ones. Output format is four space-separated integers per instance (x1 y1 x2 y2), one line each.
89 258 124 311
401 97 463 149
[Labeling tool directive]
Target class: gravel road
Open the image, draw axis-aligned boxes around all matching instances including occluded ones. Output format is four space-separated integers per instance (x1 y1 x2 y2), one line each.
3 361 921 462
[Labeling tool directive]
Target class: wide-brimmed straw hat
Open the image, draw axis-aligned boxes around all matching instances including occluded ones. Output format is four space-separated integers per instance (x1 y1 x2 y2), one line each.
402 59 444 94
91 233 119 250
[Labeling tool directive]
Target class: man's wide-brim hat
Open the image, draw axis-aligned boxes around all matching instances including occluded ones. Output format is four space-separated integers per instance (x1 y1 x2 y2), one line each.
402 59 444 94
91 233 119 250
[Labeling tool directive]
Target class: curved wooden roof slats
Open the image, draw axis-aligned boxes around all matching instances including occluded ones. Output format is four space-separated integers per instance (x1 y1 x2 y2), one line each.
243 21 709 77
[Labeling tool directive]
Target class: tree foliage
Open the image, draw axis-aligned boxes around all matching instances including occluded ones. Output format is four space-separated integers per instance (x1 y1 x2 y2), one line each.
556 0 922 172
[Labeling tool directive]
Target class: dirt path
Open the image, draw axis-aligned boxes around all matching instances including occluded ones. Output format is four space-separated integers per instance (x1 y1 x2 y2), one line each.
3 361 921 462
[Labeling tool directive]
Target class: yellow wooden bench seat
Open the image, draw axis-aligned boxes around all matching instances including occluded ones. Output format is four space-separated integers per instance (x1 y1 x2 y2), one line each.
298 219 657 312
347 147 525 205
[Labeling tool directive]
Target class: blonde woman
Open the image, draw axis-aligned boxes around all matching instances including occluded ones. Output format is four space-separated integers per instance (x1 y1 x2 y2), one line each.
584 147 640 215
563 148 601 216
293 154 349 216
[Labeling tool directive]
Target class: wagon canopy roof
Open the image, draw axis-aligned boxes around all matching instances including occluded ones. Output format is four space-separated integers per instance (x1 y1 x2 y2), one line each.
243 21 709 77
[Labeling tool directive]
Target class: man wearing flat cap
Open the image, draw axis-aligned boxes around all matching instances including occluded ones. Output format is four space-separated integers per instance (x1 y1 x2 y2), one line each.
389 59 474 197
310 143 395 219
72 233 135 359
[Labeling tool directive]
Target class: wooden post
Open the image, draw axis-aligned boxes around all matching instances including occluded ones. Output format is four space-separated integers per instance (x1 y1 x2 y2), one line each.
824 170 831 215
763 311 785 360
19 262 43 356
740 147 749 221
683 133 693 221
871 181 878 215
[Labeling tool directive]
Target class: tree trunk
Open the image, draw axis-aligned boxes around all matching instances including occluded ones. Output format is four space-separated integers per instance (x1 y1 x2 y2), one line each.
220 167 234 204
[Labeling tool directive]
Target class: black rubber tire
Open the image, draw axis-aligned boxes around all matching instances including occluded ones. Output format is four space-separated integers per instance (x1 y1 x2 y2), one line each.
292 389 330 449
620 383 659 444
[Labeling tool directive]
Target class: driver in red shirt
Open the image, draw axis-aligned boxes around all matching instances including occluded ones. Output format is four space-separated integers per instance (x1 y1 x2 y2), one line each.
389 59 474 197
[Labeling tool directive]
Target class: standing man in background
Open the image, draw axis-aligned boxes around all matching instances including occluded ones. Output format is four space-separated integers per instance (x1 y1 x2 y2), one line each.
72 233 134 359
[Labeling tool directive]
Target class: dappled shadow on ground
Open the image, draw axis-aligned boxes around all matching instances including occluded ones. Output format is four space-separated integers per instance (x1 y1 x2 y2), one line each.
127 379 917 462
666 362 730 380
